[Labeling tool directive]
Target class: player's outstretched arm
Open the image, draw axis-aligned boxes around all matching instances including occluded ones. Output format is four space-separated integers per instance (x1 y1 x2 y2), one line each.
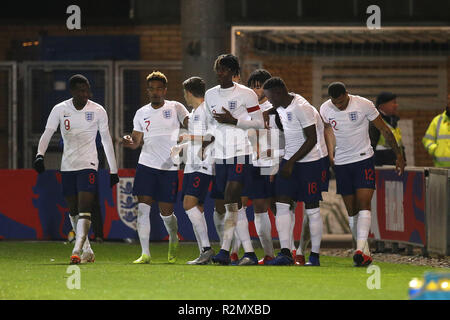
99 129 119 187
371 115 405 175
34 127 56 174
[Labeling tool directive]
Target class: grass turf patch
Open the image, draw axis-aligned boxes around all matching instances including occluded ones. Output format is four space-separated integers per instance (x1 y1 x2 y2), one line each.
0 241 444 300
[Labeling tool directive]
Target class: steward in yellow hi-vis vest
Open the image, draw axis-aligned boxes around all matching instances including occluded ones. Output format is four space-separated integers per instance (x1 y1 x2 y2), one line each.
422 96 450 168
369 92 405 166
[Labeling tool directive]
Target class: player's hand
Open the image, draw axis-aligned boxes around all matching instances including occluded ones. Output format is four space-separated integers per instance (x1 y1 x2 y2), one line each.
33 155 45 174
110 173 119 188
213 107 238 125
280 160 294 179
395 156 406 176
122 135 134 146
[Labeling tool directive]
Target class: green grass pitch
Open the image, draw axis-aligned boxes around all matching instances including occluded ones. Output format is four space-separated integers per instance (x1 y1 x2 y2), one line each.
0 241 444 300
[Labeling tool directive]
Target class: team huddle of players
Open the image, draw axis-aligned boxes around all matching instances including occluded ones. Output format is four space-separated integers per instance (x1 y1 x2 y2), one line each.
34 53 405 267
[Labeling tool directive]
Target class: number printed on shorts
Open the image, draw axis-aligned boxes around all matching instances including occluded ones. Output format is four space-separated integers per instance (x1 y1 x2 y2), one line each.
235 164 243 174
308 182 318 195
364 168 374 181
88 173 96 184
64 119 70 130
193 176 200 188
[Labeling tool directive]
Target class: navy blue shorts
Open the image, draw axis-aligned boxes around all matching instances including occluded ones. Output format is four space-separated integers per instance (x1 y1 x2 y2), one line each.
212 156 252 199
275 159 323 203
181 172 212 204
61 169 98 197
334 156 376 196
320 156 330 192
132 164 179 203
245 166 274 200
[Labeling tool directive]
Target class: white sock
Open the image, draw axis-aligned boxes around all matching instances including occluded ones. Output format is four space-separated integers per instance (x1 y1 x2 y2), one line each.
349 214 370 255
137 203 151 256
275 202 292 250
186 206 210 250
306 207 322 254
356 210 371 253
297 214 309 255
235 206 254 253
160 213 179 242
221 203 239 251
192 226 202 253
231 230 241 254
213 210 225 246
73 213 91 255
289 207 296 251
254 212 274 257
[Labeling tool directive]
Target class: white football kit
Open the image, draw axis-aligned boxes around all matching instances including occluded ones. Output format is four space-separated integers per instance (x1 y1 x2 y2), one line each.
312 106 328 159
133 100 189 171
320 94 379 165
276 93 321 163
204 82 264 161
249 100 285 169
183 102 214 175
37 98 118 173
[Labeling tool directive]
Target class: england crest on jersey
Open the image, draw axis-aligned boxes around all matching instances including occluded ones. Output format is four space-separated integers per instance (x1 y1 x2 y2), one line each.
228 101 237 110
117 177 138 230
193 114 200 121
348 112 358 122
85 112 94 122
163 109 172 119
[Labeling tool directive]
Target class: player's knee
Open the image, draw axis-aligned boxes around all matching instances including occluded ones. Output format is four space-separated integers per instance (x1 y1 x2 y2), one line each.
253 199 268 213
183 197 198 211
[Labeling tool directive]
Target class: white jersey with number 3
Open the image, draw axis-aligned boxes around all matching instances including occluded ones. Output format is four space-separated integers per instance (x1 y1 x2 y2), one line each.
133 100 189 170
44 99 112 172
320 94 379 165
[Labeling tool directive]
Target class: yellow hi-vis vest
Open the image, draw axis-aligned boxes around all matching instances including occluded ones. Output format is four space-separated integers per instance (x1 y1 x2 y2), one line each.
422 111 450 168
376 119 403 150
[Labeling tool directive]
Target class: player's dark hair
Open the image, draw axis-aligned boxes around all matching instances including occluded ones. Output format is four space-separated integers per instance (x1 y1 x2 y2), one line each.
328 82 347 99
146 71 168 87
183 77 205 98
214 54 240 76
69 74 90 90
247 69 272 88
262 77 286 91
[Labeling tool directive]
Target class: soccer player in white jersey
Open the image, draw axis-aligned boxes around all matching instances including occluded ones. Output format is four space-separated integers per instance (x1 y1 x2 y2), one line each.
33 74 119 264
122 71 189 264
177 77 215 265
263 77 323 266
204 54 265 266
294 106 331 265
245 69 281 265
320 82 405 267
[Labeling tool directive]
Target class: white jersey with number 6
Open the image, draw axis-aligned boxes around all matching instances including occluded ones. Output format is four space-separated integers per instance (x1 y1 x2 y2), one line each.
133 100 189 171
320 94 379 165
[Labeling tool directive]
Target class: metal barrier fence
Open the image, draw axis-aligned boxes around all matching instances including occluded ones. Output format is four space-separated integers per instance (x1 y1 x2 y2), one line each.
426 168 450 255
0 62 17 169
